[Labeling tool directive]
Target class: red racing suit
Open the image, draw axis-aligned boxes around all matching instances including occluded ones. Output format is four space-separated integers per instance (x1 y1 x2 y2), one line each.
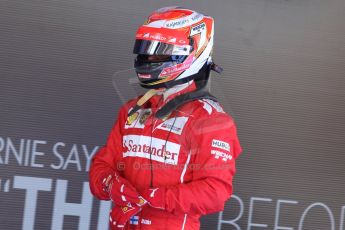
89 86 242 229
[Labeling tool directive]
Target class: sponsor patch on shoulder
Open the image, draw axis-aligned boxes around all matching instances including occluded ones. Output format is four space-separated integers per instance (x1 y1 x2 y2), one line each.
199 99 225 114
212 139 230 152
203 99 224 113
211 149 233 162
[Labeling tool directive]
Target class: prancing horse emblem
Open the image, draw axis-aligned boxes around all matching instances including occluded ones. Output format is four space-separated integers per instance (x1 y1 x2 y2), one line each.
139 110 151 124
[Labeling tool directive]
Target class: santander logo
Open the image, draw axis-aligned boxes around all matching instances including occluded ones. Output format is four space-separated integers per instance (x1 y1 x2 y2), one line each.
122 135 180 165
159 55 194 77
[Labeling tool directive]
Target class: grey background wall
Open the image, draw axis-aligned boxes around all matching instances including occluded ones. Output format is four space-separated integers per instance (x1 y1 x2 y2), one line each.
1 0 344 229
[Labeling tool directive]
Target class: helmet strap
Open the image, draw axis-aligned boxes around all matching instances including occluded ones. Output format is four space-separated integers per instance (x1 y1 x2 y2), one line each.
127 88 163 118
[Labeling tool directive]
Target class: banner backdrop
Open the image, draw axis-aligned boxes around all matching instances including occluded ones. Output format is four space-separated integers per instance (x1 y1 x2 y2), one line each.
1 0 345 229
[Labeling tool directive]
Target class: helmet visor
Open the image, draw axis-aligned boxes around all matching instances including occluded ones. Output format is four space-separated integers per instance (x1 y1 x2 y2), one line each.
133 39 192 56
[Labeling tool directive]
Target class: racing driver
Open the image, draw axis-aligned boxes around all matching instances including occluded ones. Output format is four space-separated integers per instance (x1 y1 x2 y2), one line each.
89 6 242 230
